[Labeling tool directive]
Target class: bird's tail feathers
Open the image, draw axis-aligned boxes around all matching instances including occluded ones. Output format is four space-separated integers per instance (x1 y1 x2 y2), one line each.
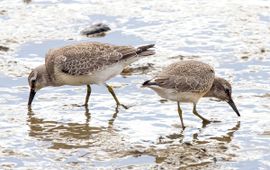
136 44 155 56
142 79 158 87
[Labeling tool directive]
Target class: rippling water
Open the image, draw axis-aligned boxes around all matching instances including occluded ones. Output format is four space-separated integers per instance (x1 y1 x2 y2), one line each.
0 0 270 169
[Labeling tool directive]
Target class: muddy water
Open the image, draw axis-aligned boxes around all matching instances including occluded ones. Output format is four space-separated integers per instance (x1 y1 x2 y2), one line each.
1 0 270 169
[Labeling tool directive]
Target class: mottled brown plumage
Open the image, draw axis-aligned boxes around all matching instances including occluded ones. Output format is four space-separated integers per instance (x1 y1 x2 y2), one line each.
143 60 240 129
153 60 215 93
28 42 155 107
45 42 149 79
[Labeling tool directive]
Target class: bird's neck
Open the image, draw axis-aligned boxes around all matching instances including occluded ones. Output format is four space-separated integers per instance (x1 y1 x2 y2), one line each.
203 78 218 98
38 65 55 87
203 87 215 98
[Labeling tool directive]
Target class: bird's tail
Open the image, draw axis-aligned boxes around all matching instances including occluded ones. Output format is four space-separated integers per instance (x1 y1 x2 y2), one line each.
136 44 155 56
142 79 157 87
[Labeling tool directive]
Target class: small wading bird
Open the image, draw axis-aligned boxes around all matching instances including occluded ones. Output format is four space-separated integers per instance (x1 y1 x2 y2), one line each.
28 42 155 107
142 60 240 129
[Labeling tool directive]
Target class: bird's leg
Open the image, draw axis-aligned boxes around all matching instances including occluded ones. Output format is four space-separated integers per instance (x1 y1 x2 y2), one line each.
105 84 128 109
83 85 91 106
177 102 185 130
192 104 210 124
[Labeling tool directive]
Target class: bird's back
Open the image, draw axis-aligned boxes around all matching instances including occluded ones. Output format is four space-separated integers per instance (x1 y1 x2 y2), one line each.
153 60 215 93
44 42 154 85
45 42 154 78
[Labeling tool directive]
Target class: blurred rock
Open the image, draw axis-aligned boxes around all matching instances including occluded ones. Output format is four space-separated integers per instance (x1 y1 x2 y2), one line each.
0 45 9 52
121 63 154 75
260 48 266 53
169 54 199 60
0 10 7 15
23 0 32 4
80 23 111 37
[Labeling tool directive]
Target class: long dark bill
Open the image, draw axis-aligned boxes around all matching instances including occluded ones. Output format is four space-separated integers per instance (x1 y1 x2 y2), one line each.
227 99 240 117
28 89 36 106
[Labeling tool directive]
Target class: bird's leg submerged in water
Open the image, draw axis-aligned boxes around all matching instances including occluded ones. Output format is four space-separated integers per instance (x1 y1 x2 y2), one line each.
83 85 91 106
192 103 210 124
177 102 185 129
105 84 128 109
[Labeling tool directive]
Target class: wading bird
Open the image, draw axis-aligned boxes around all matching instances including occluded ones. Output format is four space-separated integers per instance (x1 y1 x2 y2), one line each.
143 60 240 129
28 42 155 108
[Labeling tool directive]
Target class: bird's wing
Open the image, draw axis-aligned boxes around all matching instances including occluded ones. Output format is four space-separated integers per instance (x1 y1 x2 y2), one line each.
45 42 137 76
154 75 213 93
153 61 215 93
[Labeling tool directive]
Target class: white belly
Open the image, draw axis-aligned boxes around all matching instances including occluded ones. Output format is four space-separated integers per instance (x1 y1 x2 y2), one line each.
149 86 203 103
54 63 125 86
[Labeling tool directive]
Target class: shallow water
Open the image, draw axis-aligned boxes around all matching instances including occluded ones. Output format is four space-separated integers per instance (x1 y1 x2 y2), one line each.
0 0 270 169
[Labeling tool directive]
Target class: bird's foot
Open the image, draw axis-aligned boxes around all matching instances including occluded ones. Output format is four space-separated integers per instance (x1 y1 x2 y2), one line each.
181 125 186 130
116 103 129 110
120 104 129 109
114 104 129 113
202 119 221 127
82 103 89 107
202 119 211 125
71 103 89 108
210 120 221 123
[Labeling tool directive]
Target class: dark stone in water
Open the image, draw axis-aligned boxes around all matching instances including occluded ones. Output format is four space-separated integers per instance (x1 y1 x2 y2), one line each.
0 45 9 52
169 54 200 60
80 23 111 37
23 0 32 3
121 63 154 75
0 10 7 15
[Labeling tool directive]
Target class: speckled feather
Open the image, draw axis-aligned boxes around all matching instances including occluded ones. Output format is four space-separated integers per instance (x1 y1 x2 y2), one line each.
153 60 215 93
45 42 141 79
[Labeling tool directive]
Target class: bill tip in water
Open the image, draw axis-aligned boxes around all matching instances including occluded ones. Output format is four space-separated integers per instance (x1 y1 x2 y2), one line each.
227 99 240 117
28 89 36 106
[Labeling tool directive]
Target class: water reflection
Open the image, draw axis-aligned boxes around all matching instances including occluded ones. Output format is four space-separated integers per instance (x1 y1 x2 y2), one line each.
208 121 241 143
154 121 241 168
193 121 241 144
27 106 120 149
161 121 240 146
108 109 118 129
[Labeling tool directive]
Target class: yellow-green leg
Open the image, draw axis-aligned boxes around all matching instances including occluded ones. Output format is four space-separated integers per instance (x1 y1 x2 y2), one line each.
192 104 210 124
177 102 185 129
83 85 91 106
105 84 128 109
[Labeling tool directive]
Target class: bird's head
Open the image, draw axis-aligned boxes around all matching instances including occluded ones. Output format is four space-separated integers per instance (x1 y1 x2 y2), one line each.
205 77 240 117
27 65 50 106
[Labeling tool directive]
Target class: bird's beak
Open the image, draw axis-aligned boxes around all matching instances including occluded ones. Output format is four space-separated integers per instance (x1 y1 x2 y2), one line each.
28 89 36 106
227 99 240 117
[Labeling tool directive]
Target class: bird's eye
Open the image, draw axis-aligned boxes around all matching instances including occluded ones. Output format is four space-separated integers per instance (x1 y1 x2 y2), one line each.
225 88 230 95
31 79 36 88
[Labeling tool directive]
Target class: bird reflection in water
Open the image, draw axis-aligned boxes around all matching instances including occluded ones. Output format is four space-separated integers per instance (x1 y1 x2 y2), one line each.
158 120 240 147
27 105 120 149
192 121 241 144
155 121 241 168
